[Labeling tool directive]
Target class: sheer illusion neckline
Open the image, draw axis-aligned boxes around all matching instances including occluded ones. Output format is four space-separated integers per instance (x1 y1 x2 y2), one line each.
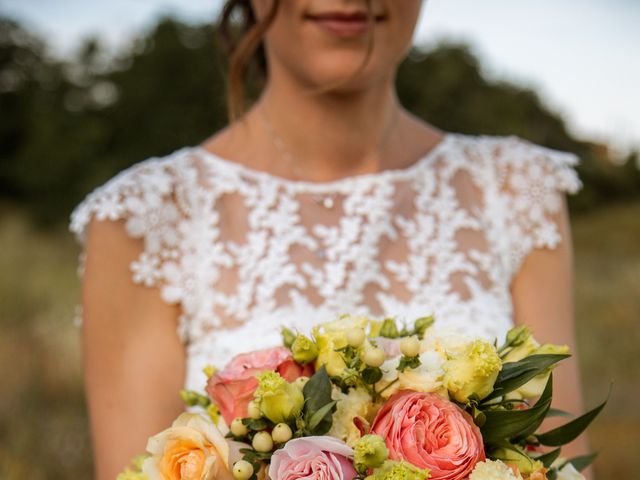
192 131 457 191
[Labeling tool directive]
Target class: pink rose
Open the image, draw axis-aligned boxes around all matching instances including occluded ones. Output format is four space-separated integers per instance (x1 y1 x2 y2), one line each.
371 390 485 480
206 346 314 424
269 436 358 480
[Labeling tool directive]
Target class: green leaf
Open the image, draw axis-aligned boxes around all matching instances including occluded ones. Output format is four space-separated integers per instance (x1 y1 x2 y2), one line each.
536 393 609 446
563 452 599 472
241 418 271 431
483 354 569 402
481 373 553 444
547 408 574 418
535 447 562 468
362 367 383 384
303 366 334 434
307 400 338 432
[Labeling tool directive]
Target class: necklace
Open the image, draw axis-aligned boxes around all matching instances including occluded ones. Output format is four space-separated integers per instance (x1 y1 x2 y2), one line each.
258 105 338 209
258 103 399 210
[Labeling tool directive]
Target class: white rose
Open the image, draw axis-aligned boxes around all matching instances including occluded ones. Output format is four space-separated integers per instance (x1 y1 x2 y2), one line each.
469 459 523 480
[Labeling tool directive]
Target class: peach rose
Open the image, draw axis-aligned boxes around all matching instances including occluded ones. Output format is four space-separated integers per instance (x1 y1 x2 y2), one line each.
206 346 313 424
142 412 233 480
371 391 485 480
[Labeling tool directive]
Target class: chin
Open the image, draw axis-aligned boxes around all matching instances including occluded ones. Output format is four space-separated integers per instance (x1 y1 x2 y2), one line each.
297 53 385 91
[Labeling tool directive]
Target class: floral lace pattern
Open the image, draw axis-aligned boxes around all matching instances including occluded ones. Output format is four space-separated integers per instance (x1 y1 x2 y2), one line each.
69 133 581 392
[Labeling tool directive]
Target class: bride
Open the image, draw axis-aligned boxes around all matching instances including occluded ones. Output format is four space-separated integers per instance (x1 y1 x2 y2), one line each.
70 0 591 478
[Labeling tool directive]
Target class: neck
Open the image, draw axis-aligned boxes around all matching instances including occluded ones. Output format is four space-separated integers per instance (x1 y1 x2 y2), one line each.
248 67 407 181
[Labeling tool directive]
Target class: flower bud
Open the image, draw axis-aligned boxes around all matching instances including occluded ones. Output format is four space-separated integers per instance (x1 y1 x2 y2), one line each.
231 418 248 437
179 389 210 407
505 325 531 348
379 319 399 338
413 316 434 338
252 431 274 453
354 434 389 471
247 401 262 419
281 327 296 349
233 460 254 480
272 423 293 443
364 348 386 368
291 335 319 364
254 372 304 424
400 336 421 357
202 364 218 378
346 328 366 348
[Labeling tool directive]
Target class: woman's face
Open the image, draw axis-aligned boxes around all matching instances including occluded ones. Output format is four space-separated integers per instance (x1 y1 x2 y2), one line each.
251 0 424 92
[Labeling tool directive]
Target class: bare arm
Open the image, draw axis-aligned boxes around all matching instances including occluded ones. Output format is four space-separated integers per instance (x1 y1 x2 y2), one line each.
511 196 593 478
81 218 186 479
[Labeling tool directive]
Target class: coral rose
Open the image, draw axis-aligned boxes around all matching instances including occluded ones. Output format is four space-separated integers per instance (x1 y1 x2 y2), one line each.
206 346 313 424
371 391 485 480
269 436 358 480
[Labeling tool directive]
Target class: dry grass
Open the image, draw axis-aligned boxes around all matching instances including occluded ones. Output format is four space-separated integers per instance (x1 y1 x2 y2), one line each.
0 201 638 479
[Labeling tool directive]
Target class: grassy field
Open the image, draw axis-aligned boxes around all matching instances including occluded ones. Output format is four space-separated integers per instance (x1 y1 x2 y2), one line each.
0 201 638 479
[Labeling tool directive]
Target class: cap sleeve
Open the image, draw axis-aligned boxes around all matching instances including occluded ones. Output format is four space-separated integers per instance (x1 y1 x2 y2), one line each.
69 149 196 340
494 135 582 278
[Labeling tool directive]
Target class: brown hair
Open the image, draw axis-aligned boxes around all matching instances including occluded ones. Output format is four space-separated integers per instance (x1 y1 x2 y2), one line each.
217 0 376 124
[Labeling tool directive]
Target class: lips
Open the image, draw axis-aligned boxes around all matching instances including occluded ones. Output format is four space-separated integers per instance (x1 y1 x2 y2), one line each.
305 10 387 37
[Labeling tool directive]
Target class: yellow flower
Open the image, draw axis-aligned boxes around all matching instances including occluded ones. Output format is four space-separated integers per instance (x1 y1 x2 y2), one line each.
443 339 502 403
328 387 378 446
365 460 430 480
142 412 232 480
354 434 389 470
254 371 304 423
313 315 370 376
291 334 319 364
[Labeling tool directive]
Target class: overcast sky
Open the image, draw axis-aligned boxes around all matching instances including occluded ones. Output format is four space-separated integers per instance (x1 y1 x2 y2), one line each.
2 0 639 155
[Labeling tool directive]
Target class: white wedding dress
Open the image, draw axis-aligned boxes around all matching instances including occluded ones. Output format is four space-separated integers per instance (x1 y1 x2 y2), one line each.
69 132 581 393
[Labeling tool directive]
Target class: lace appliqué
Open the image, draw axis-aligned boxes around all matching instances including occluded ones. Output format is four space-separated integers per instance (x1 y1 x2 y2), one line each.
69 133 581 392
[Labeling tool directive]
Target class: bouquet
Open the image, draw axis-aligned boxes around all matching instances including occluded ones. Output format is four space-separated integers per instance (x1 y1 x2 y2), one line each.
118 314 606 480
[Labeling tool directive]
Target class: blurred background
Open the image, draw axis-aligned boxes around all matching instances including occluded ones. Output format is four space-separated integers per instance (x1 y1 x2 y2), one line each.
0 0 638 478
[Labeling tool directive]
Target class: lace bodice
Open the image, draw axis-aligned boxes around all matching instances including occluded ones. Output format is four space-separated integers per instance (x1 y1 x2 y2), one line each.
69 132 581 393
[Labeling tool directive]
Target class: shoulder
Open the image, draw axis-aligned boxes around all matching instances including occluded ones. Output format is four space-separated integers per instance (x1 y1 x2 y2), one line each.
458 133 582 193
69 146 198 245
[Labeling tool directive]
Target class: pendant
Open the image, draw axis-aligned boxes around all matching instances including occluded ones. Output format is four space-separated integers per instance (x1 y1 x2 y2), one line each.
312 194 335 209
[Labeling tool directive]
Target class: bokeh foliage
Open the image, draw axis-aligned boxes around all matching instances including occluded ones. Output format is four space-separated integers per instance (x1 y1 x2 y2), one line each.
1 15 639 225
0 12 639 480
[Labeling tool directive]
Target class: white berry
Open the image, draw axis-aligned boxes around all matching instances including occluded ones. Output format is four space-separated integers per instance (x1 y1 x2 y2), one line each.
293 376 310 390
272 423 293 443
400 336 421 357
363 348 386 368
231 418 248 437
247 401 262 419
232 460 254 480
252 431 274 452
